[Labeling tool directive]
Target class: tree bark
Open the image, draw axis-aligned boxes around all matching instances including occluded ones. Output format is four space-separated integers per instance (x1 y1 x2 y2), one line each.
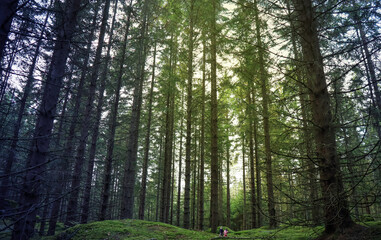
65 0 111 225
286 0 319 225
0 0 20 62
138 42 157 220
170 134 177 225
11 0 82 239
80 0 113 224
253 0 276 228
1 7 50 209
242 134 246 230
226 143 231 227
184 0 195 229
198 36 206 230
176 95 184 226
99 0 132 221
159 31 177 223
210 0 219 233
252 93 262 227
292 0 354 235
155 135 164 221
247 87 257 228
121 0 149 218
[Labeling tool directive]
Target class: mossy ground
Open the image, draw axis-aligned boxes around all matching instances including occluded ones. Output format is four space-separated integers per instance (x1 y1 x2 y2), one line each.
36 220 381 240
43 219 215 240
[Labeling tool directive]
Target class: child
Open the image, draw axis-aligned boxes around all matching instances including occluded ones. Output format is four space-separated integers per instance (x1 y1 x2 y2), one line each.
219 226 223 237
224 229 228 237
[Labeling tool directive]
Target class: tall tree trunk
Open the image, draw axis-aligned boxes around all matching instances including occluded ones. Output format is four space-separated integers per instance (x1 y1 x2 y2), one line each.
253 93 262 227
156 135 164 222
292 0 354 235
191 128 198 229
46 85 72 235
1 8 50 209
38 193 50 236
170 135 177 225
198 37 206 230
80 0 113 224
121 0 149 218
183 0 195 229
218 160 223 225
226 143 231 227
210 0 219 233
286 0 319 225
51 4 100 229
65 0 111 225
11 1 82 239
138 42 157 220
160 32 177 223
353 10 381 141
253 0 276 228
47 72 73 236
176 95 184 226
242 134 246 230
247 87 257 228
99 0 132 221
0 0 20 62
191 156 196 229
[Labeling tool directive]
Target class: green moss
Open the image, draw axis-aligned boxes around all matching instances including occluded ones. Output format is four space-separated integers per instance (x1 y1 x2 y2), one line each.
44 219 215 240
41 220 381 240
229 225 323 240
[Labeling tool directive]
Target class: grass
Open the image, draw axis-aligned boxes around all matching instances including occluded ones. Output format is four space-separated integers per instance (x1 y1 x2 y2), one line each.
34 220 381 240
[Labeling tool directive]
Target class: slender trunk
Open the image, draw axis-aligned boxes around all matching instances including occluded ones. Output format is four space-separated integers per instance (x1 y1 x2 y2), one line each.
160 33 177 223
156 135 164 221
210 0 219 233
357 20 381 112
47 73 73 236
11 1 82 239
0 36 18 104
198 37 206 230
253 0 276 228
218 160 223 225
293 0 354 234
121 0 149 218
247 87 257 228
353 12 381 140
1 8 50 207
226 144 231 227
253 93 262 227
242 134 247 230
191 149 196 229
138 42 157 220
183 0 194 229
38 193 50 236
99 0 132 221
342 122 360 219
55 5 99 226
0 0 20 62
286 0 319 225
176 95 184 226
170 136 177 225
65 0 111 225
80 0 113 224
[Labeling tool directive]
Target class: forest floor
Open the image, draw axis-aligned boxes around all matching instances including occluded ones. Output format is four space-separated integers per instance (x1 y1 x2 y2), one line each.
32 219 381 240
